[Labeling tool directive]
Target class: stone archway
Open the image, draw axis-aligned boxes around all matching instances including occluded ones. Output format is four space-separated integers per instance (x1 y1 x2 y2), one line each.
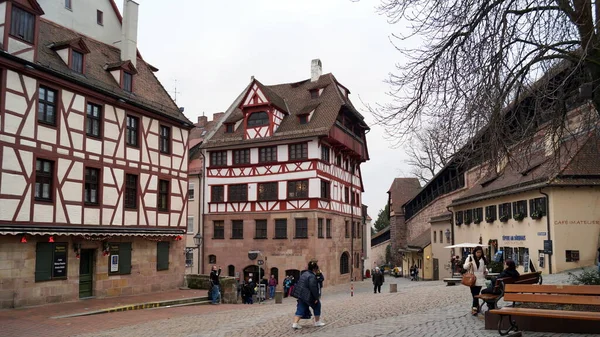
243 265 265 282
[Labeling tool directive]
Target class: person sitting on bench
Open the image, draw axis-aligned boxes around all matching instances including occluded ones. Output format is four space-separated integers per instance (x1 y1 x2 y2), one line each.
480 259 519 309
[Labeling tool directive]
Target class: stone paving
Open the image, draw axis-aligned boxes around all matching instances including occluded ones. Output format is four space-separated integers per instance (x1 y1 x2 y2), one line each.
69 267 599 337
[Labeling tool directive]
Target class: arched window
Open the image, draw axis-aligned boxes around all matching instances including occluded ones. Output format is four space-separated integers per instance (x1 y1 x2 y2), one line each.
208 254 216 264
340 252 349 274
247 111 269 127
270 267 279 281
228 265 235 277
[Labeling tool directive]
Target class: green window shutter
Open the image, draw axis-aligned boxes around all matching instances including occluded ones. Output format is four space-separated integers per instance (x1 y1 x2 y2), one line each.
157 242 170 271
35 243 53 282
119 243 132 275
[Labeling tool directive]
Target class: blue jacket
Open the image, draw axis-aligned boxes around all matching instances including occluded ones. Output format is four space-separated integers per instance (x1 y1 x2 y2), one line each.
292 270 320 303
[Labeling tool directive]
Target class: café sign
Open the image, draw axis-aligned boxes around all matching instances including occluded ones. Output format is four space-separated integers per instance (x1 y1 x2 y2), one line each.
502 235 526 241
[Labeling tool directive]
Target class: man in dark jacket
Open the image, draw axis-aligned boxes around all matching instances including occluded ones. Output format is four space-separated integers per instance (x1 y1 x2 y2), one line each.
209 265 221 304
372 267 385 293
291 261 325 330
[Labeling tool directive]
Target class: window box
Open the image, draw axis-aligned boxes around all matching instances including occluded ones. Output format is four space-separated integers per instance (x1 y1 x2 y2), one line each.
499 214 509 222
531 210 544 220
513 212 525 221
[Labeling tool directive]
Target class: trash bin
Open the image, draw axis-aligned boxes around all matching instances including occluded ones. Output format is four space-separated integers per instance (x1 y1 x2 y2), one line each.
275 291 283 304
389 283 397 293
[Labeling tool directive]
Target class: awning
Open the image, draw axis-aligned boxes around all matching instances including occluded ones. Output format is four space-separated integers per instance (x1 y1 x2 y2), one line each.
0 225 185 237
444 243 481 249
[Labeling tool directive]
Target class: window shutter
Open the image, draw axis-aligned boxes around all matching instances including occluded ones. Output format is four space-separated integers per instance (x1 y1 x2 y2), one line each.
119 243 132 274
35 243 53 282
156 242 170 271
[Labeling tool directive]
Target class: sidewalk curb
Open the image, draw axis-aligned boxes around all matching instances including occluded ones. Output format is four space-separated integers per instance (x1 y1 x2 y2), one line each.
51 296 210 319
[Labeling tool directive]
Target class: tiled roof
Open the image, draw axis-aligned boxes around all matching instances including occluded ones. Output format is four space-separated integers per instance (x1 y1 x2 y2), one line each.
408 229 431 249
203 73 368 148
388 178 422 214
36 19 191 125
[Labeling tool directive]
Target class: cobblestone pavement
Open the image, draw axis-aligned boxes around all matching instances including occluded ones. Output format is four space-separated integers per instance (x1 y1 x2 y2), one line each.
69 267 598 337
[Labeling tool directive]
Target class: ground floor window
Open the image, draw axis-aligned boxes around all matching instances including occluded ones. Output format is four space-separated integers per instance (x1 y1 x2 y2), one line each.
35 242 68 282
340 252 350 274
157 242 170 271
108 242 132 275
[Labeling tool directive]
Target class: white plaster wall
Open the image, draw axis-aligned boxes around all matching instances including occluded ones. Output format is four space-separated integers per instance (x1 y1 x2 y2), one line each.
0 2 6 25
126 147 140 162
307 140 319 159
278 181 286 200
158 213 169 226
205 170 314 186
5 92 27 114
248 183 257 201
87 138 102 154
38 125 57 144
56 48 69 65
7 38 34 62
124 210 137 225
62 182 82 202
33 204 54 223
277 145 288 162
84 208 100 225
250 148 258 164
38 0 123 47
308 178 320 198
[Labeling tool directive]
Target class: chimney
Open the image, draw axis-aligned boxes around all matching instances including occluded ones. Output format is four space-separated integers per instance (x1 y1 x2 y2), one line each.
311 59 322 82
213 112 225 121
121 0 139 67
197 116 208 127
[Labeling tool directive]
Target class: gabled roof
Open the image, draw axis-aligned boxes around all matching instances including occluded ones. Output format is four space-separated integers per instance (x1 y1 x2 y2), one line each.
204 73 368 148
50 37 91 54
388 178 421 214
408 229 431 249
105 60 138 74
14 0 44 15
36 19 191 125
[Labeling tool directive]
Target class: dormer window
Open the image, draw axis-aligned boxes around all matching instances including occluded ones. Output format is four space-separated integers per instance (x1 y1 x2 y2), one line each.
310 89 319 99
247 111 269 127
299 115 308 124
123 72 133 92
71 50 83 73
225 124 234 133
10 6 35 43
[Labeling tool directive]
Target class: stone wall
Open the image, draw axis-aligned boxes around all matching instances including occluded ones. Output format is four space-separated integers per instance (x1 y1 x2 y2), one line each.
369 241 389 270
185 274 237 304
0 236 185 309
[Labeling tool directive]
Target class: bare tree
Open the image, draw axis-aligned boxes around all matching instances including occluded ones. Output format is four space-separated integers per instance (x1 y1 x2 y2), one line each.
405 124 461 183
369 0 600 167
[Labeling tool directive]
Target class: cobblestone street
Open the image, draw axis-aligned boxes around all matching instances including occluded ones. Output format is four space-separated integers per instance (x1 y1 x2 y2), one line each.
61 268 597 337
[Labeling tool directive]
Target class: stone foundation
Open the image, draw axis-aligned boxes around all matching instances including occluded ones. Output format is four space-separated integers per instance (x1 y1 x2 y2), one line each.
185 274 237 304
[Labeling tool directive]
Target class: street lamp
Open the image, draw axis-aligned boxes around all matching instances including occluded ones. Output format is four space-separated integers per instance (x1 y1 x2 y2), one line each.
193 233 203 274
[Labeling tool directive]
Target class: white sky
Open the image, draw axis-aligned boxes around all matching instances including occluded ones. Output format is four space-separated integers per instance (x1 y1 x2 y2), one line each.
121 0 415 216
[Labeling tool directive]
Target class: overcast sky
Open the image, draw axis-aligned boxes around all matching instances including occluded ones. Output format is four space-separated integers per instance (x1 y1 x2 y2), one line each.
122 0 416 217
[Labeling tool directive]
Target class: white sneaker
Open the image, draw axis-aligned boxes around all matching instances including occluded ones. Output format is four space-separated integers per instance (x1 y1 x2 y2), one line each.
292 323 302 329
314 321 325 327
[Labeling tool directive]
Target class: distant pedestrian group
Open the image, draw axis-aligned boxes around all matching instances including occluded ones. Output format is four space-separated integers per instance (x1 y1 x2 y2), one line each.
410 265 419 281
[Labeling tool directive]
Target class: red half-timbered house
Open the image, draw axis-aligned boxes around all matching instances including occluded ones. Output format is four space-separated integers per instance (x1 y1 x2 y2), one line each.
0 0 193 308
201 60 370 286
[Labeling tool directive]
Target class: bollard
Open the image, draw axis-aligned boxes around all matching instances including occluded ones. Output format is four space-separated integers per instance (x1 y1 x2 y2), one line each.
275 291 283 304
351 282 354 297
390 283 397 293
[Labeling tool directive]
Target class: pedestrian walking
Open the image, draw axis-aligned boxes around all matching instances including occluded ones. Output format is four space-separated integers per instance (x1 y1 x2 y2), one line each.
463 246 488 315
372 266 384 293
242 278 255 304
268 274 278 300
291 261 325 330
413 265 419 281
283 276 291 298
209 265 221 305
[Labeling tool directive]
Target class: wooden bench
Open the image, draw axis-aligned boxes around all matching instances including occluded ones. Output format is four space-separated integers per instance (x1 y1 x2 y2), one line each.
443 277 462 286
489 284 600 336
475 272 542 311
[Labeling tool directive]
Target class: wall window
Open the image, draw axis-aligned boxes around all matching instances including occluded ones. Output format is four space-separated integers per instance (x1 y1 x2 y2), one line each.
259 146 277 163
317 218 324 238
344 186 349 203
485 205 497 222
38 86 57 125
499 203 511 222
455 211 463 225
188 183 195 201
35 242 67 282
123 72 133 92
124 174 138 209
211 185 224 202
473 208 483 223
159 125 171 154
336 154 342 166
210 151 227 167
345 220 349 238
287 180 308 199
10 6 35 43
464 209 473 225
326 219 332 238
357 222 361 238
320 180 330 199
228 265 235 277
126 115 139 147
84 167 99 205
289 143 308 160
65 0 72 10
187 216 194 233
97 10 103 25
255 220 267 239
108 243 132 275
529 197 547 218
71 50 83 73
295 218 308 238
156 242 170 271
208 255 217 264
439 230 443 244
433 230 437 243
565 250 580 262
247 111 269 127
35 159 53 201
86 103 102 138
512 200 527 218
232 220 243 239
158 179 169 211
213 221 224 239
258 182 278 201
340 252 350 274
228 184 248 202
275 219 287 239
185 249 193 267
321 145 330 162
233 149 250 165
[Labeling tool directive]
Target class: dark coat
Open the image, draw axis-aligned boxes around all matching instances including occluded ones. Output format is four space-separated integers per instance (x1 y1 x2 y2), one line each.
210 268 221 287
498 268 520 279
372 271 385 286
292 270 320 303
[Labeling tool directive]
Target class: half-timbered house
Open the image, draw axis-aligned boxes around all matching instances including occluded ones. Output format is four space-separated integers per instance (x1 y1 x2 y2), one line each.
0 0 192 308
201 60 370 286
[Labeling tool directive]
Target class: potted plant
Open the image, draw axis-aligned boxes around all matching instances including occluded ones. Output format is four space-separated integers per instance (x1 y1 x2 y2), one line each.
485 216 494 223
473 217 481 224
513 212 525 221
531 210 544 219
499 214 509 222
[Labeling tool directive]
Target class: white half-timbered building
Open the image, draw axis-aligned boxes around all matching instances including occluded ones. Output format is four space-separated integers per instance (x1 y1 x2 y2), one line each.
201 60 370 286
0 0 192 308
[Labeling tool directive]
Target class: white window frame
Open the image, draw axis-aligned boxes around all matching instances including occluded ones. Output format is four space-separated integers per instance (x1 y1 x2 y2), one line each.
188 182 195 201
187 216 194 233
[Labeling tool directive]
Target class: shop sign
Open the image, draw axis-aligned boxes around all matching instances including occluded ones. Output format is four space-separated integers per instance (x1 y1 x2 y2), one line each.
537 232 547 236
502 235 526 241
52 243 67 278
554 220 600 225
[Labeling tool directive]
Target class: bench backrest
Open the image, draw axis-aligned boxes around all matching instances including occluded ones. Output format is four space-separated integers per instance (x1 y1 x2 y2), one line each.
492 272 541 292
504 284 600 306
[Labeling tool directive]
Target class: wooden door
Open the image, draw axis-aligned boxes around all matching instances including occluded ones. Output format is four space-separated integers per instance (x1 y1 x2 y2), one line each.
79 249 94 298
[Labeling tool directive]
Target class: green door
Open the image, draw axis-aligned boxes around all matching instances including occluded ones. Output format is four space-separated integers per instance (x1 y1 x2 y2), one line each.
79 249 94 298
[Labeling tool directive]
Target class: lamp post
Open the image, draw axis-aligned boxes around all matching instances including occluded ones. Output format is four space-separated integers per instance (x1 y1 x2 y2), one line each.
193 233 203 275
